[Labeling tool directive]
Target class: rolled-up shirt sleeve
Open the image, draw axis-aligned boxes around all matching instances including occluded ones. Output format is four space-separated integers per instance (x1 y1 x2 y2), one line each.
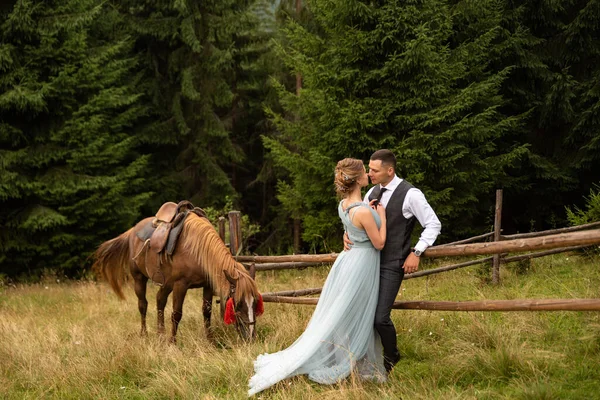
404 188 441 252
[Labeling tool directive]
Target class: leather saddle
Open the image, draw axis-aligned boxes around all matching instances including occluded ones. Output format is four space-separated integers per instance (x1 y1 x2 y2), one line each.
136 200 207 256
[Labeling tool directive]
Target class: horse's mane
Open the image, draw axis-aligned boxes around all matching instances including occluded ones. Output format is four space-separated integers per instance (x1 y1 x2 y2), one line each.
182 213 259 302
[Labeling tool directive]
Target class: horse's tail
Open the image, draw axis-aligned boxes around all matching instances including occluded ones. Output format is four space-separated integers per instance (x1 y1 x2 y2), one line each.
92 228 133 300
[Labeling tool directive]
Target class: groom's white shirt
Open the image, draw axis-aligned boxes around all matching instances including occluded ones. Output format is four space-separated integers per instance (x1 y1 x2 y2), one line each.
364 175 441 253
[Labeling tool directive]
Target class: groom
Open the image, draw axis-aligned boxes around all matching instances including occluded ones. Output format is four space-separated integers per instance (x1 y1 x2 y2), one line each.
345 149 441 373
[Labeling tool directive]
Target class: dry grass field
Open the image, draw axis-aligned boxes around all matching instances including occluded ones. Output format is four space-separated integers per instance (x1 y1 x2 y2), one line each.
2 252 600 399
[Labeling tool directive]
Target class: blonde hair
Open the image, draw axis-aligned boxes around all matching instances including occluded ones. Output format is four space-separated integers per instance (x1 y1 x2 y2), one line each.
334 158 364 197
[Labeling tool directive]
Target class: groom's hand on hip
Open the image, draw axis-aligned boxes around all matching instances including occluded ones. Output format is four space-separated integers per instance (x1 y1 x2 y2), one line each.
343 232 353 251
402 253 420 274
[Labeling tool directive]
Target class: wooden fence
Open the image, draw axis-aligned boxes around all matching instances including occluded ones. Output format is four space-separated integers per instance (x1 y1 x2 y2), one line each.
220 191 600 312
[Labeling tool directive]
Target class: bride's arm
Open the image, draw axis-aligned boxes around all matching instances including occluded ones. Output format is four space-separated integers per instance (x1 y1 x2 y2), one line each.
354 207 386 250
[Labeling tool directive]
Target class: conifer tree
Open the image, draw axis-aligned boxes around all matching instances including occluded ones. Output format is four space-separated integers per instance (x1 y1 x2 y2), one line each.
117 0 274 210
267 0 529 249
0 0 151 277
485 0 600 231
566 184 600 226
225 0 282 226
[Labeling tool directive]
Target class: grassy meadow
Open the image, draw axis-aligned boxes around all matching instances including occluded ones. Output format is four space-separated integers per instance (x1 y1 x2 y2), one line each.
2 252 600 399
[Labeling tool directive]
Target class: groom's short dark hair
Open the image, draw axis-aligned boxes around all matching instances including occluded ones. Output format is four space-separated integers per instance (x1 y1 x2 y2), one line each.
370 149 396 170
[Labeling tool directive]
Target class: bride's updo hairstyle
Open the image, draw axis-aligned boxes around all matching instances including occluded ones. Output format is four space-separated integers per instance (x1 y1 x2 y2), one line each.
334 158 364 197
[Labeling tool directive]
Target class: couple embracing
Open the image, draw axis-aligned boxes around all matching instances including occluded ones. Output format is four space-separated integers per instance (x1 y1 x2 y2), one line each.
248 149 442 396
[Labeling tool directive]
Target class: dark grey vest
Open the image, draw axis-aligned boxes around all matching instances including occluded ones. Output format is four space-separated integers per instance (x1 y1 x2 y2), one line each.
368 180 417 263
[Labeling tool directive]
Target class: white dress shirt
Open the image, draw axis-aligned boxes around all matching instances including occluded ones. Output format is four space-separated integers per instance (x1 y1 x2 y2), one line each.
364 175 441 253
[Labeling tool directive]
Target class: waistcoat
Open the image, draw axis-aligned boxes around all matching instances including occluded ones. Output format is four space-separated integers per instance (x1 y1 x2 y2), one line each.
368 180 417 263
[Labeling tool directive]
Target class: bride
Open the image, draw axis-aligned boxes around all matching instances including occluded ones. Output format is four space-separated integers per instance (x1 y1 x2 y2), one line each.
248 158 387 396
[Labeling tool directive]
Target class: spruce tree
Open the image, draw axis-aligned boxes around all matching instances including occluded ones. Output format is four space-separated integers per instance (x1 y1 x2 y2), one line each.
116 0 273 211
0 0 151 277
224 0 282 229
267 0 529 249
566 184 600 226
491 0 600 231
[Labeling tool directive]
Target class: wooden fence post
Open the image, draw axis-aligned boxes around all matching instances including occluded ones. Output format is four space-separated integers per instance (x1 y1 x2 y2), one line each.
218 216 226 243
228 211 242 256
492 189 503 284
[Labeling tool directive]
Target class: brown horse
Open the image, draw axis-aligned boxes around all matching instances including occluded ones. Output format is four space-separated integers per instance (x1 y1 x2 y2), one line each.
92 212 262 343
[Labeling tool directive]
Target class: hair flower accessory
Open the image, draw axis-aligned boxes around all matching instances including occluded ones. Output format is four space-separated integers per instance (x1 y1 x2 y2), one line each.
335 183 349 193
342 172 355 183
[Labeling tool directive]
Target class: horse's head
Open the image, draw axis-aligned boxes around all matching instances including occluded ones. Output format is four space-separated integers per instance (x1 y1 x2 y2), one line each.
223 265 263 340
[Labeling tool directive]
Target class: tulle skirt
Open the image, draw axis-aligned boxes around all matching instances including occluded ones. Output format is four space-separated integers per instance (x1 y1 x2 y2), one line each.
248 246 386 396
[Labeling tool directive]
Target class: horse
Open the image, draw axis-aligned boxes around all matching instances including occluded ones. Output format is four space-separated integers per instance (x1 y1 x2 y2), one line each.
92 211 263 343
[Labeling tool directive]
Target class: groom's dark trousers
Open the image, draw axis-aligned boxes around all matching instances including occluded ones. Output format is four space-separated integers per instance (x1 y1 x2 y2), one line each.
374 259 404 370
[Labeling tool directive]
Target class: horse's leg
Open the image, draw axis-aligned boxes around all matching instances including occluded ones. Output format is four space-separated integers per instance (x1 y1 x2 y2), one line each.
132 270 149 336
170 281 189 344
202 286 214 342
156 284 173 336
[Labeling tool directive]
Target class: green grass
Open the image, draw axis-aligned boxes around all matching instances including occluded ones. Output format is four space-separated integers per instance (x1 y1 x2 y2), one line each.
1 252 600 399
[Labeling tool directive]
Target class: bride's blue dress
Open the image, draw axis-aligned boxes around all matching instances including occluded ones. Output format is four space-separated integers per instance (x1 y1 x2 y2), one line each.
248 201 386 396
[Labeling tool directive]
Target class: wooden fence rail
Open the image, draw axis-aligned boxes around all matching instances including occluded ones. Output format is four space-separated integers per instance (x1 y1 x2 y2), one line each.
261 296 600 311
501 221 600 240
260 244 594 298
221 203 599 312
415 218 600 247
240 241 595 273
242 261 326 271
262 287 323 297
424 229 600 257
237 229 600 264
222 194 600 312
236 253 338 264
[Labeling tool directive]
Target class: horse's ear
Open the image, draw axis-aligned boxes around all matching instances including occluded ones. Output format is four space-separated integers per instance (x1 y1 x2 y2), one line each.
248 263 256 280
224 269 239 284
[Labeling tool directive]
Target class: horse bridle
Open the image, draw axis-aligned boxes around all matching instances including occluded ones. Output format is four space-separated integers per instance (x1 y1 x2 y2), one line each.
227 281 257 326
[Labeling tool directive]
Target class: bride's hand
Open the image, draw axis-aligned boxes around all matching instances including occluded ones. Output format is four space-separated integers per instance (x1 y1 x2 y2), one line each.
375 203 386 218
